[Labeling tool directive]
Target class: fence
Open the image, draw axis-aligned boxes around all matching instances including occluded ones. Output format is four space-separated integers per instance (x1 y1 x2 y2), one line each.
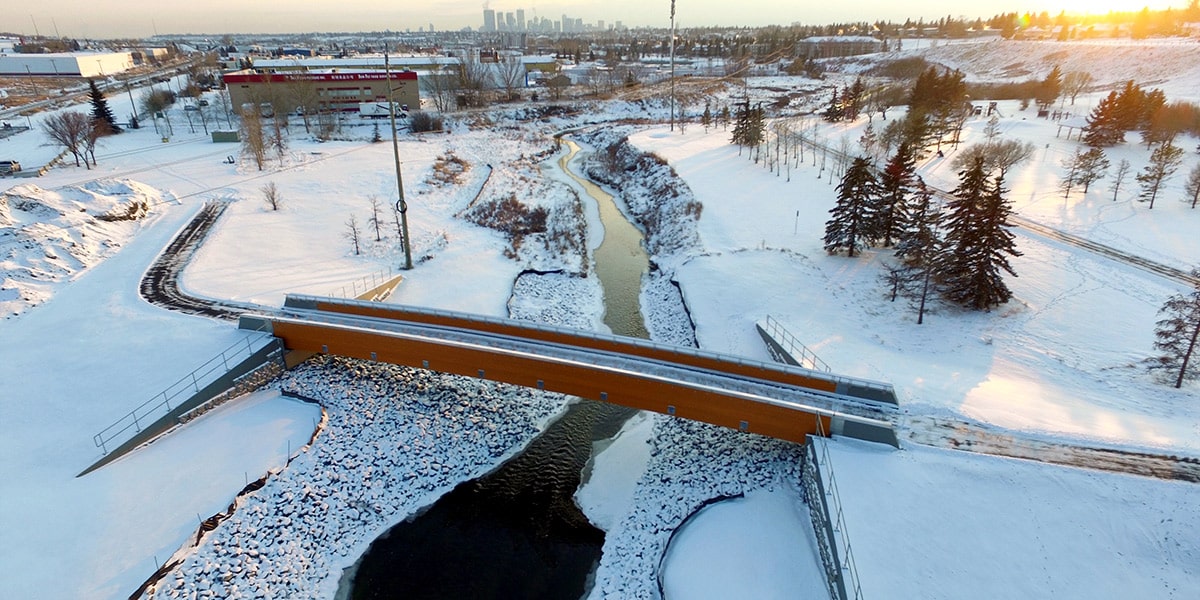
762 315 831 373
802 423 865 600
92 329 276 455
328 266 395 300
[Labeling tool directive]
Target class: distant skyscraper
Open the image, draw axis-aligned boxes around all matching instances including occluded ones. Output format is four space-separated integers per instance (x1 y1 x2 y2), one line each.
483 9 496 32
505 12 516 31
516 9 525 31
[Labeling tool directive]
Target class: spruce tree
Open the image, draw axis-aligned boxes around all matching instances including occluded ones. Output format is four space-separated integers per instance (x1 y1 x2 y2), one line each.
1152 269 1200 388
823 157 879 257
1084 91 1123 147
872 142 915 247
939 157 1021 310
1136 142 1184 209
1036 65 1063 109
893 179 944 324
1113 80 1146 132
88 79 121 134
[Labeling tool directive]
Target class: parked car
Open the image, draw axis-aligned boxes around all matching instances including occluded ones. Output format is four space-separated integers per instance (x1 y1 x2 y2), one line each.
0 160 20 175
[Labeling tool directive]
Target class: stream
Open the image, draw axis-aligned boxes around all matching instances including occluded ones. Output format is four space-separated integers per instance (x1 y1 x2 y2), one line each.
347 135 650 599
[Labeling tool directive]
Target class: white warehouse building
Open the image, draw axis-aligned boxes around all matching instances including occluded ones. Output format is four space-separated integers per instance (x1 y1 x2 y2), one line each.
0 52 135 77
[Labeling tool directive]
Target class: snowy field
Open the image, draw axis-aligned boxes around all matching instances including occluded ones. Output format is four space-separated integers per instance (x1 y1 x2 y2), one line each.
2 37 1199 599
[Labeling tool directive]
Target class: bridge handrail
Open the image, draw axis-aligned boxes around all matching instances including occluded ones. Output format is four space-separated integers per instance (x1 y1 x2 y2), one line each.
763 315 831 373
283 294 898 402
91 323 273 455
328 266 395 299
813 420 866 600
266 310 897 430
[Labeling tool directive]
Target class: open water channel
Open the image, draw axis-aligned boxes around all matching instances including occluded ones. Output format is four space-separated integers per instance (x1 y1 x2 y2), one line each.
348 136 650 599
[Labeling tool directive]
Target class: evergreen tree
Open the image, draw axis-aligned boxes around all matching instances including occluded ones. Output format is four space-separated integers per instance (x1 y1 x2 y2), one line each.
822 89 843 122
88 79 121 134
938 157 1021 310
1113 80 1146 132
823 156 880 258
701 100 713 132
845 76 866 120
1184 163 1200 209
1036 65 1063 109
893 180 944 324
871 142 915 247
1136 142 1185 209
730 101 750 149
1083 91 1124 147
1074 147 1110 193
1152 270 1200 388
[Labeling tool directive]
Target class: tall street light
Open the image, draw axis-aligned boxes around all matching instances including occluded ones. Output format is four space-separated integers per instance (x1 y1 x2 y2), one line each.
669 0 676 132
385 50 414 270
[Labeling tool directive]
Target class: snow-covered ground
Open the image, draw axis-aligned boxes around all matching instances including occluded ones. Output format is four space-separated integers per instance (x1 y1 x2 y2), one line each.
2 36 1199 600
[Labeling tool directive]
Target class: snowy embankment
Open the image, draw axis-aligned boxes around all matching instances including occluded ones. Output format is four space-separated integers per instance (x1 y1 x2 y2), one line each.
1 179 167 318
582 416 827 600
826 437 1200 599
143 356 571 600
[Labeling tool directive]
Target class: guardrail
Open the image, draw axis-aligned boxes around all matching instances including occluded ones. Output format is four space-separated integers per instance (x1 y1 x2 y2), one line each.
91 328 274 455
803 425 865 600
284 294 897 404
328 266 395 299
762 315 831 372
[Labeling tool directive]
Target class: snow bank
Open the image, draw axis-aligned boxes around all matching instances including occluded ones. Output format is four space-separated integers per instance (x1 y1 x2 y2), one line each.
143 356 570 600
1 179 166 318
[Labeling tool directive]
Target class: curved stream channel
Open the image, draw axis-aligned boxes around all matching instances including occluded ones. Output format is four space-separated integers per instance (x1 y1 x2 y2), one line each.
347 136 649 598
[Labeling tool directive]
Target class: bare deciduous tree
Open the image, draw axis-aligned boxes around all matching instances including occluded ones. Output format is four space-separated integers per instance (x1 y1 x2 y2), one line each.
239 106 267 171
456 56 489 108
496 56 526 102
1062 71 1094 105
346 214 362 255
41 111 92 168
261 181 281 211
951 139 1036 179
421 68 458 113
1110 158 1132 201
368 195 383 241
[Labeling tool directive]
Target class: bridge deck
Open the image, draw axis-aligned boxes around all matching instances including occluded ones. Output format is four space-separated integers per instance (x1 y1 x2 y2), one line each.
243 295 898 446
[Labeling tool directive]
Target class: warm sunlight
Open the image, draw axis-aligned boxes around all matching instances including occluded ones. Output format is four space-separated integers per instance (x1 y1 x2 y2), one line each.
1036 0 1182 15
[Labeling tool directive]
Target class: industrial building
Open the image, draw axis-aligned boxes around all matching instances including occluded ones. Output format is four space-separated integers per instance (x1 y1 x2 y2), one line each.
222 69 419 113
0 52 134 77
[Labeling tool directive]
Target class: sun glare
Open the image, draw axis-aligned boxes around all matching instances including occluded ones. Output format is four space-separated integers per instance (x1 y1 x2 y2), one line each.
1032 1 1179 16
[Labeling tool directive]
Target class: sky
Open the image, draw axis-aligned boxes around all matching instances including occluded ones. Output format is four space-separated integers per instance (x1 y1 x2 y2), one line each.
9 1 1187 39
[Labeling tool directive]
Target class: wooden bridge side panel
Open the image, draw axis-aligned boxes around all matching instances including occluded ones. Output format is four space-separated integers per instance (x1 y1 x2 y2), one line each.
306 301 839 395
272 321 829 444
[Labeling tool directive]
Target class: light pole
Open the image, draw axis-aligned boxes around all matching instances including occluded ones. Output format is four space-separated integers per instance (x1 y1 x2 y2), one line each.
669 0 676 132
25 65 40 99
385 50 414 270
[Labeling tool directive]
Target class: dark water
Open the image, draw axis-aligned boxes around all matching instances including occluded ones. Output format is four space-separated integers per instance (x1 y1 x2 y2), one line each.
349 136 648 599
350 401 635 600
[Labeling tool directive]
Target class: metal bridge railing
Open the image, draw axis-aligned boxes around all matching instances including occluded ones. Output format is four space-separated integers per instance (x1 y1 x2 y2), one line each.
91 326 274 455
763 315 831 373
811 418 866 600
288 294 896 402
328 267 395 300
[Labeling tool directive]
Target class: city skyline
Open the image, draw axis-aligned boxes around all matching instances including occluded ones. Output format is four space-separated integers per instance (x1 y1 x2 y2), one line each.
9 1 1184 39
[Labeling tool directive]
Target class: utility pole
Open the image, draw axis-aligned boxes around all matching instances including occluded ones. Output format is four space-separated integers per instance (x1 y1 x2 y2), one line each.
25 66 40 99
669 0 676 132
385 50 414 270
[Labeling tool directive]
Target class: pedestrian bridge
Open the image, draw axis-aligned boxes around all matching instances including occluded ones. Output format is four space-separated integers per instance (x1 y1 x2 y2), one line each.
239 294 900 446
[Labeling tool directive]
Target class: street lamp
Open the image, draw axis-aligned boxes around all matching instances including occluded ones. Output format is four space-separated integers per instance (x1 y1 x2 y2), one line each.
384 50 414 270
669 0 676 132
